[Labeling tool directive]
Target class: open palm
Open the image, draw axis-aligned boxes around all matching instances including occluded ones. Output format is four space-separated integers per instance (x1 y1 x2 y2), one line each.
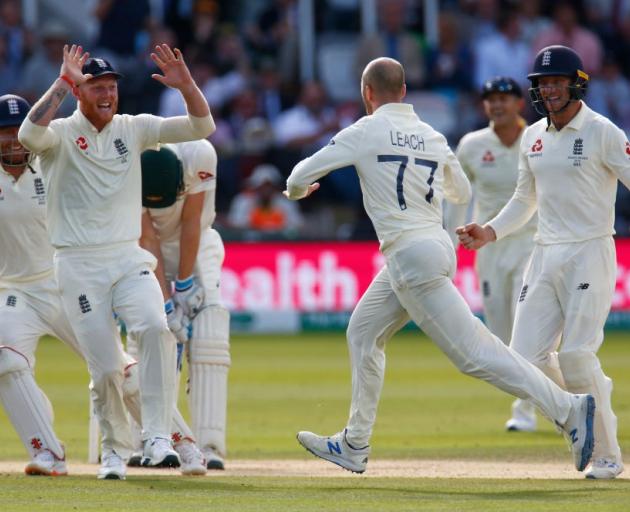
151 44 193 90
60 44 92 85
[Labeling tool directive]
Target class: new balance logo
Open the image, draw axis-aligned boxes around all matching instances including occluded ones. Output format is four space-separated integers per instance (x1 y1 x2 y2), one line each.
327 441 342 455
577 283 590 290
78 294 92 314
573 138 583 156
482 281 490 298
570 428 578 444
518 284 528 302
542 50 552 66
140 270 150 276
6 295 17 307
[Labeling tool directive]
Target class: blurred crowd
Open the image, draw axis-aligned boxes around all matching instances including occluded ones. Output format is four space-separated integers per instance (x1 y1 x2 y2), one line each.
3 0 630 239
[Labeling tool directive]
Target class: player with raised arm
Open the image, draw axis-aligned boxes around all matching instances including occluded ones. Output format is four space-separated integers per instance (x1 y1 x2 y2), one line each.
446 77 546 433
17 44 215 479
285 57 595 475
458 45 629 479
133 140 230 470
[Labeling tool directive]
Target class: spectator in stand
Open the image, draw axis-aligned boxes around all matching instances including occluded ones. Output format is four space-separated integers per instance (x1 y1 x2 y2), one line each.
588 56 630 134
0 0 33 70
355 0 425 89
610 14 630 79
0 32 21 93
20 22 74 118
253 58 292 123
227 164 303 235
615 185 630 238
532 1 603 76
518 0 552 45
474 6 530 90
425 11 474 93
92 0 152 72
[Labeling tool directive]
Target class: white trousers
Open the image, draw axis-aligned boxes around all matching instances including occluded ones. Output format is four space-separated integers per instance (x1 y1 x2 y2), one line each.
476 232 533 344
54 242 177 456
345 231 573 447
510 237 621 461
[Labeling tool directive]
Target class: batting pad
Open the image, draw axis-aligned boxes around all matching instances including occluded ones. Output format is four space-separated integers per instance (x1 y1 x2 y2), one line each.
188 306 230 455
0 347 64 459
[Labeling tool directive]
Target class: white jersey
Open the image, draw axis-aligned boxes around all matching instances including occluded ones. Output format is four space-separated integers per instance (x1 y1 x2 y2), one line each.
490 102 630 244
144 140 217 243
456 124 536 237
286 102 471 253
20 111 173 248
0 160 54 286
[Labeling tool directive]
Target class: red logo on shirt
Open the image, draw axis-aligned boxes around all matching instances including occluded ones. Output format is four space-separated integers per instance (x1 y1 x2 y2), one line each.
531 139 543 152
75 136 88 151
197 171 214 181
482 150 495 163
625 141 630 155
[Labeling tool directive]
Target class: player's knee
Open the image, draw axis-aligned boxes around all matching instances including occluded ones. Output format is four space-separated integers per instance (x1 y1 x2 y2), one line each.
0 346 31 377
558 350 600 388
122 361 140 397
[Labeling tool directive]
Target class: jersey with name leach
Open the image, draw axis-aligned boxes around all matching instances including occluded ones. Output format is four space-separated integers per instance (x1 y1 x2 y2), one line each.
0 159 54 285
456 125 536 236
145 139 217 244
287 103 470 251
515 102 630 244
37 109 164 248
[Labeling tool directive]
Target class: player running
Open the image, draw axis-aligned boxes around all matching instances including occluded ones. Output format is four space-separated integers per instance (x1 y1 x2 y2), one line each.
458 45 629 479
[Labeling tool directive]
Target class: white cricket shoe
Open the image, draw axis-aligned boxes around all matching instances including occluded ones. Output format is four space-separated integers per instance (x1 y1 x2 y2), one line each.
585 458 624 479
505 399 537 432
25 449 68 476
297 429 370 473
203 447 225 470
127 451 143 467
98 451 126 480
558 394 595 472
175 440 207 476
142 437 181 468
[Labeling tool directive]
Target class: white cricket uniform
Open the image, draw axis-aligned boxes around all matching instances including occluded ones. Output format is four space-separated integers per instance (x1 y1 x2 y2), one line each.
455 125 535 343
143 139 229 458
286 102 575 447
0 161 83 460
145 140 223 303
18 108 215 456
488 102 630 463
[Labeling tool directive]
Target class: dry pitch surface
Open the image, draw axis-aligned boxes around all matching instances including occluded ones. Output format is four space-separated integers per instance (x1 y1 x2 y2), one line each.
1 458 625 479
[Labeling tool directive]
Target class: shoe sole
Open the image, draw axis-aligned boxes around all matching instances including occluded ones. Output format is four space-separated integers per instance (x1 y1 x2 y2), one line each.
25 467 67 477
296 434 365 474
181 466 208 476
577 396 596 472
141 454 181 468
98 472 126 480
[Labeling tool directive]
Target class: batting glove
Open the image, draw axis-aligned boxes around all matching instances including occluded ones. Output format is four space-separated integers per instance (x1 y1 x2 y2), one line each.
165 299 190 344
173 275 205 317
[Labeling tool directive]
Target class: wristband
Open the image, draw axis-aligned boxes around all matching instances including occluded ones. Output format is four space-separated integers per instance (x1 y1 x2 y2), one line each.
59 75 75 88
175 275 194 292
164 298 174 314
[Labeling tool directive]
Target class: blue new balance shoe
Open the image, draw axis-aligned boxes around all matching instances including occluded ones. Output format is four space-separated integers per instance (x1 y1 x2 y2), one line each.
297 429 369 473
560 394 595 472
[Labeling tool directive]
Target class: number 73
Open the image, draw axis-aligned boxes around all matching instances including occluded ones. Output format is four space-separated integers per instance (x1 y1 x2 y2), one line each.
377 155 438 210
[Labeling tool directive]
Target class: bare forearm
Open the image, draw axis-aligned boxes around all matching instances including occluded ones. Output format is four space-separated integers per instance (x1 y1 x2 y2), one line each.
178 221 201 279
179 82 210 118
28 78 72 126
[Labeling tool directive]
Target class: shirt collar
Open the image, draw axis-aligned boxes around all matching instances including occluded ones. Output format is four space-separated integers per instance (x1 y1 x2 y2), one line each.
373 102 414 115
548 101 590 132
73 108 112 134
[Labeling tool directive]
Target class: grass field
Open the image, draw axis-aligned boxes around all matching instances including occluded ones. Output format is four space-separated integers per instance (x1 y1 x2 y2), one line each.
1 331 630 511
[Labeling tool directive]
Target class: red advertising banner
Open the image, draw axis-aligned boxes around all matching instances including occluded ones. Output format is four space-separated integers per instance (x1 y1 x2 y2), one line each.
222 239 630 313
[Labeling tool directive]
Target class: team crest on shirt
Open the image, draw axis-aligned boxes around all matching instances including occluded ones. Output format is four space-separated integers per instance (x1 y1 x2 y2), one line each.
31 177 46 205
569 138 588 167
113 138 129 163
481 150 495 165
197 170 214 181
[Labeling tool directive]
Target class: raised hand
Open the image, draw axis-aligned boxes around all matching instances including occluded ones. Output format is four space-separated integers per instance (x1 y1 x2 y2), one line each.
283 182 320 200
456 223 496 250
60 45 92 85
150 44 194 90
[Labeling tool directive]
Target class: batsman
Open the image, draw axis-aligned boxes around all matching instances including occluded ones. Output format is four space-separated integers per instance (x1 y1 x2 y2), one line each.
138 139 230 469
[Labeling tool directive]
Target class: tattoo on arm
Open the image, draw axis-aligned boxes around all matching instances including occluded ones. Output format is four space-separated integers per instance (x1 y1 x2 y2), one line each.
29 87 68 123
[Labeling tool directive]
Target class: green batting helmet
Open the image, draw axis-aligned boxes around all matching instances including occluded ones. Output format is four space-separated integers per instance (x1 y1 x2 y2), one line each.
141 147 184 208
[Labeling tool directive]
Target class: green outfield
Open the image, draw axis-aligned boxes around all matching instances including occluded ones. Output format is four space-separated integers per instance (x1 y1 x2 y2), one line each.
1 331 630 511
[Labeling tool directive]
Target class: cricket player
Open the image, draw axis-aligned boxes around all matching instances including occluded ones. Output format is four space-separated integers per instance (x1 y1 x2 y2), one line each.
135 140 230 470
446 77 543 433
458 45 629 479
286 57 595 475
17 44 215 479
